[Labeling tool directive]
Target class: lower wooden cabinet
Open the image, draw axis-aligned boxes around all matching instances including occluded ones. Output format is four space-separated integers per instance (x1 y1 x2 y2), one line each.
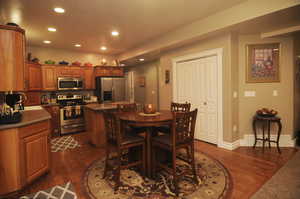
44 105 60 137
0 120 51 196
21 131 49 183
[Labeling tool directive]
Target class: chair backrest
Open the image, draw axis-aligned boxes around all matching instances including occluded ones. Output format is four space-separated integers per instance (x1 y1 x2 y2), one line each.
103 111 122 146
117 103 137 112
171 109 198 145
171 102 191 113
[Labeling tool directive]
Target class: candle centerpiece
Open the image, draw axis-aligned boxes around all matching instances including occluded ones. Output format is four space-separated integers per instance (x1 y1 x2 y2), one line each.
143 104 156 114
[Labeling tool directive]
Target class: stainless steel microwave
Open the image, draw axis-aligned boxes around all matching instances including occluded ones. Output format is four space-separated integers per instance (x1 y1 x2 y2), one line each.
57 77 84 90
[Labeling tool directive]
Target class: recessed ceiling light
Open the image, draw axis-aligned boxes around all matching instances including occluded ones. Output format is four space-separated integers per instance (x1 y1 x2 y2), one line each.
48 27 56 32
100 46 107 51
111 31 119 36
139 58 145 61
43 40 51 44
74 44 81 47
54 7 65 13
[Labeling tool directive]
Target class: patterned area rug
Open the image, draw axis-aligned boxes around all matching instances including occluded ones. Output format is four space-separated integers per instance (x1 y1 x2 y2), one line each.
51 136 81 152
20 182 77 199
83 152 232 199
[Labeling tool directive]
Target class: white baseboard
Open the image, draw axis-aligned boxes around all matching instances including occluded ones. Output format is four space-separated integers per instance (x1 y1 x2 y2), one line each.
239 134 295 147
218 134 295 151
218 139 240 150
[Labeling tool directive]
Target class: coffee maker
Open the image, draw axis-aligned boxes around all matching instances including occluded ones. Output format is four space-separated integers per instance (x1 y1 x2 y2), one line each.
0 92 26 124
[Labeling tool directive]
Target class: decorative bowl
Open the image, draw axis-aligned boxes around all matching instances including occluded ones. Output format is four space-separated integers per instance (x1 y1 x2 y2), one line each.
256 108 278 117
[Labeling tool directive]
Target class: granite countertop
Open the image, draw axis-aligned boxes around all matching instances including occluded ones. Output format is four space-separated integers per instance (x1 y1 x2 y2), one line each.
84 101 131 111
0 109 51 130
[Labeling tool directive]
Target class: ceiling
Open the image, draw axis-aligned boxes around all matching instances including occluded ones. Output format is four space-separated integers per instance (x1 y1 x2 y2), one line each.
0 0 247 55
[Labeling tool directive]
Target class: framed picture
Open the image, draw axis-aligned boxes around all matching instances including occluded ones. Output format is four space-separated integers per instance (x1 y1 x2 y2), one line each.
246 43 280 83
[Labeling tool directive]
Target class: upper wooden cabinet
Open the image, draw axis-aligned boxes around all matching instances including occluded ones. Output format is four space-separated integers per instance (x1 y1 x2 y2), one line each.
56 66 83 77
94 66 124 77
27 63 42 91
0 25 26 91
42 65 57 90
83 68 95 89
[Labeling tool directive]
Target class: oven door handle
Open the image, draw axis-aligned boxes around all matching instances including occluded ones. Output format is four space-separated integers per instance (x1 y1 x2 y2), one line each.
62 124 85 129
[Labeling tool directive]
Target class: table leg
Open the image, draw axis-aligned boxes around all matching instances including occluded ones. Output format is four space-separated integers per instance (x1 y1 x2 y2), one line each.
262 122 265 152
253 119 257 148
146 127 152 178
268 121 271 148
276 121 282 154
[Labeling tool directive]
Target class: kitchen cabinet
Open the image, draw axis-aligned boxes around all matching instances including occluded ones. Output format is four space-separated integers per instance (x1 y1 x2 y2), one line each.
27 63 42 91
0 25 26 91
44 105 60 137
42 65 57 90
0 119 50 196
94 66 124 77
84 67 95 89
24 92 41 106
56 66 83 77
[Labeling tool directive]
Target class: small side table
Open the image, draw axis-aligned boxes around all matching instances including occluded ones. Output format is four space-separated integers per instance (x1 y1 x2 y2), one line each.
252 115 282 153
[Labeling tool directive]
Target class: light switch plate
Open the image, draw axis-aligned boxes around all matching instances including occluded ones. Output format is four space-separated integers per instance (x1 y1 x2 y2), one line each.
233 91 238 98
244 91 256 97
273 90 278 96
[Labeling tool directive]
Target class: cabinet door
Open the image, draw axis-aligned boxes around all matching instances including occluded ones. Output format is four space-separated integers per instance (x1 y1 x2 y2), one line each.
44 106 60 137
42 66 57 90
28 63 42 91
71 67 83 77
84 68 95 89
22 131 50 183
111 68 124 76
57 67 72 77
0 28 25 91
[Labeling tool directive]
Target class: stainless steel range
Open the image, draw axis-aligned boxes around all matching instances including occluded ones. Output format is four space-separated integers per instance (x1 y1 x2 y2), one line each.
57 94 86 135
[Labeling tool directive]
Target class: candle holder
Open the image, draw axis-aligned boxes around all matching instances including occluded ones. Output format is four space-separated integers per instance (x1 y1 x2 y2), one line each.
143 104 156 114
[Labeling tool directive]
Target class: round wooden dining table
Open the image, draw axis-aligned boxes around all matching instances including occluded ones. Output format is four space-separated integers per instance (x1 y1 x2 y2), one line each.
118 110 173 177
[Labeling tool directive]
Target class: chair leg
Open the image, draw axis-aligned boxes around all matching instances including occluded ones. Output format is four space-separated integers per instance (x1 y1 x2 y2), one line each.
172 149 179 196
141 144 146 177
152 145 156 178
191 144 198 184
114 150 122 191
102 147 110 179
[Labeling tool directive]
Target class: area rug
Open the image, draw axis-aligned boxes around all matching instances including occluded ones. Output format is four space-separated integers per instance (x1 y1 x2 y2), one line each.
83 152 232 199
51 136 81 152
251 151 300 199
20 182 77 199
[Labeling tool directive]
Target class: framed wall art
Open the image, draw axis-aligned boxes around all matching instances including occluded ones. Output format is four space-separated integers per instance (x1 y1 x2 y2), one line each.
246 43 280 83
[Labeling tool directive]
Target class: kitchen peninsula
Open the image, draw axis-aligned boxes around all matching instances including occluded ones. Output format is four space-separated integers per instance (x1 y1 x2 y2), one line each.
84 102 129 147
0 108 51 196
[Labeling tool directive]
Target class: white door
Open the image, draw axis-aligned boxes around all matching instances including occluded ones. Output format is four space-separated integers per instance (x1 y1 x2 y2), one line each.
174 55 219 144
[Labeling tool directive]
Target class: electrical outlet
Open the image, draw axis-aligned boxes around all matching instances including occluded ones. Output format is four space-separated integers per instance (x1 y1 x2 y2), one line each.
233 125 237 132
233 91 238 98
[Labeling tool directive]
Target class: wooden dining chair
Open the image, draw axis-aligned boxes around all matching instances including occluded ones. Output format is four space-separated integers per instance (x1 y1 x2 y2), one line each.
155 102 191 135
117 103 137 112
151 109 198 195
102 111 146 191
117 103 146 135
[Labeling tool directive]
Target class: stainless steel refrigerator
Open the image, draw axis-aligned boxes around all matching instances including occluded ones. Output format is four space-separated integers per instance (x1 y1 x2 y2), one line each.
95 77 126 103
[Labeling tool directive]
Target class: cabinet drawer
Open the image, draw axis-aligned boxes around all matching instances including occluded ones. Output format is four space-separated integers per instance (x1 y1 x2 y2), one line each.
19 120 50 138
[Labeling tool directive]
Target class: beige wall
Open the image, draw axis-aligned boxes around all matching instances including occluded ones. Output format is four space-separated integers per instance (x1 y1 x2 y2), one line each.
158 33 236 142
27 46 116 66
293 34 300 136
238 34 294 138
127 60 159 108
